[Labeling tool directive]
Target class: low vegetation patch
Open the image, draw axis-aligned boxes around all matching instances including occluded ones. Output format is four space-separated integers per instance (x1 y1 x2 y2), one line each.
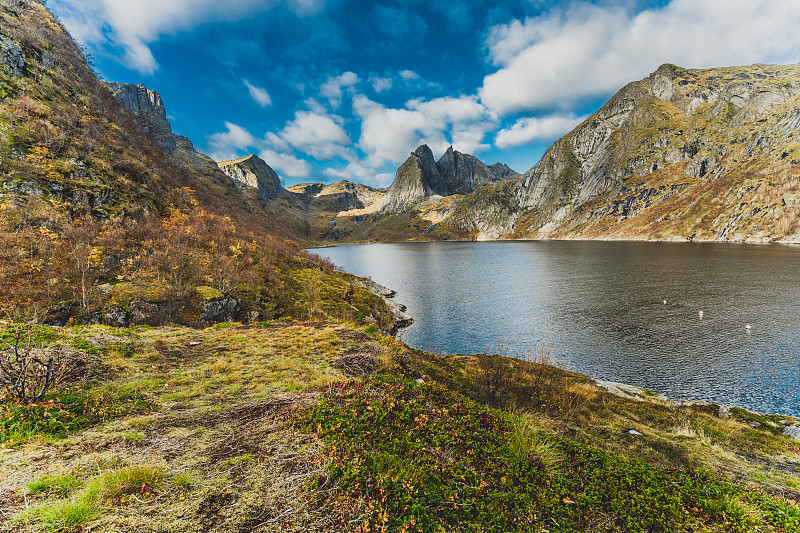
304 376 800 532
1 322 798 532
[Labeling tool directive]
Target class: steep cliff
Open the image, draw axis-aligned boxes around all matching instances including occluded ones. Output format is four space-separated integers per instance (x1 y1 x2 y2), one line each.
104 82 177 153
376 144 519 215
504 63 800 242
217 154 284 200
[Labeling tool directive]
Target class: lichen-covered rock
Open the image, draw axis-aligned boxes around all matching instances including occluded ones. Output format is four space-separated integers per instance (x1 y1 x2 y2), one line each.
783 425 800 440
201 298 243 323
0 35 24 76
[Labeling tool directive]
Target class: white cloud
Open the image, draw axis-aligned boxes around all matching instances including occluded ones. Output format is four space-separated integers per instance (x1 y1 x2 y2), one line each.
243 79 272 107
207 121 258 161
259 149 312 179
369 75 393 93
399 70 420 81
49 0 325 74
320 71 360 108
480 0 800 115
495 114 585 149
353 94 496 168
407 96 489 125
280 111 352 160
323 161 390 186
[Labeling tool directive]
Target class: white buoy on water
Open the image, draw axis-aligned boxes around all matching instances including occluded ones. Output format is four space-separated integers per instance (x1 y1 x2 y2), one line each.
699 310 704 319
663 299 667 305
745 324 752 329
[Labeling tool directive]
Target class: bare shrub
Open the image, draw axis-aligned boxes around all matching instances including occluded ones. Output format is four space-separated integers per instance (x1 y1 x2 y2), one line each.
0 325 83 403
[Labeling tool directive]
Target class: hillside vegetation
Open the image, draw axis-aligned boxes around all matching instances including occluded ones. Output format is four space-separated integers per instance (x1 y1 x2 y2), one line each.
0 0 388 328
2 322 800 532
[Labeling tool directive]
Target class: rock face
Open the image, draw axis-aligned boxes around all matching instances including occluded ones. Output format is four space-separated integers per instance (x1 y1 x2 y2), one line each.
217 154 283 200
104 82 177 153
287 180 386 212
0 34 25 76
503 62 800 241
377 145 519 215
315 62 800 243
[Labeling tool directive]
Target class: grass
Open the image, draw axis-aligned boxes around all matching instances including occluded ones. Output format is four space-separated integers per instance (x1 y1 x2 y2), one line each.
27 474 80 496
29 498 100 532
2 322 799 532
301 375 788 532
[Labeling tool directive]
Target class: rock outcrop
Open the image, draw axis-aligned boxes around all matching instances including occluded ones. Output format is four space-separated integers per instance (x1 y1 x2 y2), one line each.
104 82 177 153
376 145 519 215
287 180 386 213
217 154 284 200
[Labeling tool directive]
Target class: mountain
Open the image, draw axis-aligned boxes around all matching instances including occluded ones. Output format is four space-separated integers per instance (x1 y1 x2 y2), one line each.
0 0 395 331
376 144 520 215
318 63 800 244
501 63 800 242
217 153 284 201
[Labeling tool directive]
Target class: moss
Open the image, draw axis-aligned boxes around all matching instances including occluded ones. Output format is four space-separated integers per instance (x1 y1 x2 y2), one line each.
107 281 173 308
194 285 223 301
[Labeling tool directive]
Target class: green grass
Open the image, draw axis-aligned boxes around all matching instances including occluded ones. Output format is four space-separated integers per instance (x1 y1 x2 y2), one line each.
0 389 152 444
302 375 799 532
27 474 81 495
90 464 164 501
30 497 100 532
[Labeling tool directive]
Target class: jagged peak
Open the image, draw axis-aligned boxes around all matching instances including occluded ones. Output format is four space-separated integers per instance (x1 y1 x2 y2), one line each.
412 144 434 158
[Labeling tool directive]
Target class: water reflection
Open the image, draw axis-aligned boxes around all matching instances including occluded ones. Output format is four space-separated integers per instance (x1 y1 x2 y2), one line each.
311 241 800 416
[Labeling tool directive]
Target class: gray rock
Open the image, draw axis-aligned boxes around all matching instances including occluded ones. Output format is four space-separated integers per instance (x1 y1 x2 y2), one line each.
628 429 643 436
201 298 241 324
377 145 519 215
104 82 177 153
217 154 284 200
783 425 800 440
103 307 129 327
0 35 25 77
351 278 412 335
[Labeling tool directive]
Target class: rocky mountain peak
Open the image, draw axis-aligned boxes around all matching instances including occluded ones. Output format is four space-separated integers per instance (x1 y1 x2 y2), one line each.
217 154 284 200
376 144 520 215
104 82 176 153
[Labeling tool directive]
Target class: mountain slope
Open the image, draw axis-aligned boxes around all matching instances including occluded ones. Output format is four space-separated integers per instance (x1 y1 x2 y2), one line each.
218 154 284 201
328 63 800 244
0 0 395 330
454 63 800 242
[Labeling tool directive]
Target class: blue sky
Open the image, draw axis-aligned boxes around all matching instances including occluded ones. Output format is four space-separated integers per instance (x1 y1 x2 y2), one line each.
47 0 800 187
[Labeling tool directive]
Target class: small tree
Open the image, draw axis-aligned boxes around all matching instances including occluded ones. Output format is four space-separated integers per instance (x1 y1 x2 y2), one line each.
0 325 68 403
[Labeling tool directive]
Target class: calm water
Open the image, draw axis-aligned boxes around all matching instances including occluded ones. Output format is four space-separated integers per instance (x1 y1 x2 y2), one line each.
310 241 800 416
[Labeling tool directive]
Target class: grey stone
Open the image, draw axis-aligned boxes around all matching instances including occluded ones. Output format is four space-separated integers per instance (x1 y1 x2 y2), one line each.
783 425 800 440
103 307 129 327
201 298 241 324
217 154 284 200
0 35 25 76
104 82 177 153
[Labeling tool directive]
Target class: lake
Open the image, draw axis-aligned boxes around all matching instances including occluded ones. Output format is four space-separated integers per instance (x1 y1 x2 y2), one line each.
310 241 800 417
